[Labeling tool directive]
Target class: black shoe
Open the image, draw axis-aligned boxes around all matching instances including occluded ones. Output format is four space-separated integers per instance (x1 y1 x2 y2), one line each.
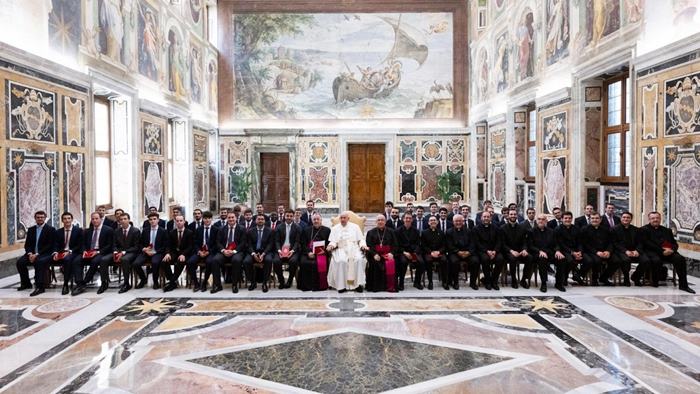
443 283 450 290
573 275 585 286
338 288 347 293
485 282 492 290
210 285 222 294
634 279 643 287
470 283 479 291
97 283 109 294
62 284 70 295
600 278 613 286
427 282 433 290
134 278 145 289
277 282 287 289
232 285 238 293
199 282 208 292
17 284 32 291
355 285 363 293
453 283 459 290
285 280 294 289
152 282 160 290
680 286 696 294
30 287 45 297
520 279 530 289
414 283 423 290
398 283 405 291
555 284 566 292
262 283 268 293
492 282 500 291
651 281 659 288
512 281 519 289
623 279 631 287
163 282 177 292
540 284 547 293
591 280 599 287
71 285 86 296
118 285 131 294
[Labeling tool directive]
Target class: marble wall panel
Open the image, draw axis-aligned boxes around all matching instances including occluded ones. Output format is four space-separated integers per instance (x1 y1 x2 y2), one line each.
667 144 700 245
641 146 657 218
142 120 164 156
665 72 700 136
192 130 209 209
585 107 602 181
143 160 164 214
514 125 526 180
64 152 85 223
490 163 506 205
476 135 487 179
62 96 84 147
542 111 567 151
420 165 442 201
297 137 339 206
7 81 56 144
220 138 251 205
642 83 658 140
543 156 566 213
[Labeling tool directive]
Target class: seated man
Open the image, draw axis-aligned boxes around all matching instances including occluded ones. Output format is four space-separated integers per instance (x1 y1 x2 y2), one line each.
141 206 166 230
327 211 369 293
528 214 558 292
501 208 531 289
72 212 114 295
115 213 141 293
166 207 188 232
420 216 446 290
209 212 245 293
186 211 220 292
161 215 194 292
574 204 594 228
385 208 401 229
437 207 452 233
396 212 425 290
188 208 203 232
547 207 563 229
132 212 169 290
17 210 56 296
273 210 302 289
243 214 274 292
642 211 695 293
580 213 616 286
298 213 331 291
554 211 584 287
473 211 505 290
51 212 82 295
446 214 477 290
293 208 308 231
365 215 399 292
613 211 646 287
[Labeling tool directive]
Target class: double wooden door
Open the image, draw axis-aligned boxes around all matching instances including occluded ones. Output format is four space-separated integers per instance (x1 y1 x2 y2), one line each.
260 152 289 212
348 144 385 213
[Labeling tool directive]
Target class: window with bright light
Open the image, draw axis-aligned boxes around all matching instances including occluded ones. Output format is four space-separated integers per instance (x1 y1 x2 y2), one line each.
526 108 537 181
167 121 174 200
94 98 111 206
603 75 630 181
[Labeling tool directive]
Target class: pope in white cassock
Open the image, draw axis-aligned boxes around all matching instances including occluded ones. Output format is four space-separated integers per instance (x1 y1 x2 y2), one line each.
327 211 368 292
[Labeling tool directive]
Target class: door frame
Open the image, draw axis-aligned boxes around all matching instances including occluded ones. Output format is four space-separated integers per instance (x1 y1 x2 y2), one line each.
339 134 395 212
251 144 296 210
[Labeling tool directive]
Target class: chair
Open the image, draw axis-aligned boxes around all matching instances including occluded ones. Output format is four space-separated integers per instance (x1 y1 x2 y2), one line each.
331 211 367 232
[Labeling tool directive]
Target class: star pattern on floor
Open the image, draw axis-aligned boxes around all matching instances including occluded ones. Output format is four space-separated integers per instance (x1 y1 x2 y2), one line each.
0 323 7 334
124 298 177 316
520 297 568 314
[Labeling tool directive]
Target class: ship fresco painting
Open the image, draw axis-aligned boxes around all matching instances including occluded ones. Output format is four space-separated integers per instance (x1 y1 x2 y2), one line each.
233 13 453 120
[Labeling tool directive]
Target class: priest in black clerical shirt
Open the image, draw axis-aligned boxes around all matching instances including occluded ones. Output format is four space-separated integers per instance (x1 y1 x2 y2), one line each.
446 214 477 290
613 212 646 287
528 214 558 292
500 208 531 289
421 216 445 290
298 213 331 291
642 211 694 293
365 215 399 292
396 212 424 290
580 213 616 286
554 212 584 288
473 211 505 290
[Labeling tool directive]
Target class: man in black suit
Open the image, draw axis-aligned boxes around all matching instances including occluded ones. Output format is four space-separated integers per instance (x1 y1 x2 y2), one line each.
427 202 439 220
365 215 400 292
51 212 83 295
293 208 308 231
188 208 203 232
255 203 270 224
501 208 531 289
612 212 646 287
114 213 141 293
110 209 125 229
142 206 166 230
437 208 453 233
601 203 621 229
522 207 537 230
473 210 504 290
132 212 169 290
529 214 558 293
384 201 395 221
642 211 694 293
507 203 525 223
268 212 281 231
446 214 477 290
210 212 246 293
273 210 303 289
555 212 584 288
166 207 188 232
413 206 429 232
475 200 494 225
240 209 255 231
447 201 460 221
298 213 331 291
421 216 445 290
161 215 194 292
386 207 402 229
547 207 563 229
243 214 274 292
300 200 316 226
186 211 219 292
396 212 424 290
574 204 594 228
460 205 475 229
72 212 114 295
213 207 228 229
580 213 615 286
96 205 116 229
17 210 56 296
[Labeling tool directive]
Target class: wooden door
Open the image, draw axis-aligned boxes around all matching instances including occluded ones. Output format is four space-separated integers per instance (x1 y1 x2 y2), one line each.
260 152 290 212
348 144 385 212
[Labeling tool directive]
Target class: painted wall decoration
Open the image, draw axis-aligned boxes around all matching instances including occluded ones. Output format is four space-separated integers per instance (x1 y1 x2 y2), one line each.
64 152 85 223
192 130 209 209
585 86 602 102
491 163 506 205
585 0 621 47
398 140 418 202
207 58 217 112
8 81 56 143
492 0 508 21
603 185 629 214
514 8 535 83
665 72 700 136
138 0 161 81
190 45 203 104
666 144 700 244
97 0 127 64
143 160 164 214
625 0 643 23
641 83 658 139
233 12 454 120
142 120 163 155
49 0 81 57
476 135 487 179
585 107 601 181
167 27 187 98
542 111 567 151
477 48 489 103
297 137 339 205
489 126 506 160
494 31 510 93
219 138 250 204
488 124 506 205
543 156 567 213
641 146 657 218
545 0 570 65
62 96 85 147
514 124 527 180
6 150 59 244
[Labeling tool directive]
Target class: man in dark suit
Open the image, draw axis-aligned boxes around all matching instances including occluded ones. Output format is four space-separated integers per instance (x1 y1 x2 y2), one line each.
240 209 255 231
213 207 228 229
473 210 504 290
132 212 169 290
529 214 558 293
421 216 445 290
161 215 194 292
547 207 563 229
642 211 694 293
460 205 475 229
268 212 281 231
166 207 188 232
255 203 270 224
475 200 494 225
580 213 615 286
555 212 584 288
437 208 453 233
522 207 537 230
427 202 439 220
293 208 308 231
501 208 531 289
300 200 316 226
110 209 125 229
446 214 477 290
72 212 114 295
298 213 331 291
213 213 247 292
273 210 303 289
507 203 526 223
95 205 116 229
574 204 594 228
384 201 395 221
243 214 274 292
396 212 424 290
447 201 460 221
612 211 646 287
16 210 56 296
142 206 166 230
114 213 141 293
188 208 203 232
601 203 621 229
386 208 402 229
51 212 83 295
413 206 429 232
186 211 220 292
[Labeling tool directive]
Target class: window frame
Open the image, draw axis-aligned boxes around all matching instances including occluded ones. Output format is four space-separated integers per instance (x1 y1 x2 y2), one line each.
93 96 112 207
601 74 630 183
525 107 537 182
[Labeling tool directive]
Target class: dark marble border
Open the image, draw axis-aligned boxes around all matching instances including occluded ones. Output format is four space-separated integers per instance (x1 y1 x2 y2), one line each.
637 50 700 78
0 59 88 93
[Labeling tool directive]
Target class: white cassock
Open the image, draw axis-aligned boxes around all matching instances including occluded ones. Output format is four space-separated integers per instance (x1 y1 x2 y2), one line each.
327 222 367 290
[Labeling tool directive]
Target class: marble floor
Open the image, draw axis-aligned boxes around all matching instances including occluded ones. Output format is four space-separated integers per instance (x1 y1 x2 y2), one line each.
0 273 699 393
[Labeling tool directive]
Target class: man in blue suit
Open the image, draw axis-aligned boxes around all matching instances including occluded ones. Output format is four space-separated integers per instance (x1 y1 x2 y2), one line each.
72 212 114 295
133 212 170 291
16 210 56 296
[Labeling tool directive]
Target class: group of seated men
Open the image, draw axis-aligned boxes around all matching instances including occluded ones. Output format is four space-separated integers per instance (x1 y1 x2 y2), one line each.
14 199 695 296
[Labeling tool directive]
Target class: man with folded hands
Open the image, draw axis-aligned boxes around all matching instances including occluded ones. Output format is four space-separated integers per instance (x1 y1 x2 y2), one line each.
186 211 220 292
131 212 169 290
51 212 83 295
114 213 141 294
161 215 194 292
72 212 114 295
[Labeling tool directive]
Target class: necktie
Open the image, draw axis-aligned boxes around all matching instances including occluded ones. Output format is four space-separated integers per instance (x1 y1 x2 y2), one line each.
227 226 233 243
204 227 209 246
418 220 422 231
284 224 291 246
178 230 182 248
442 220 446 232
272 222 276 230
256 229 262 250
587 216 591 225
64 229 70 250
91 228 99 250
150 229 156 246
608 215 614 227
35 226 42 254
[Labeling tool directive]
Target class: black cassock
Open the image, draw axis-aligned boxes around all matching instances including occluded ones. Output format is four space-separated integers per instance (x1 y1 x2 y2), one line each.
298 225 331 291
365 227 399 292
